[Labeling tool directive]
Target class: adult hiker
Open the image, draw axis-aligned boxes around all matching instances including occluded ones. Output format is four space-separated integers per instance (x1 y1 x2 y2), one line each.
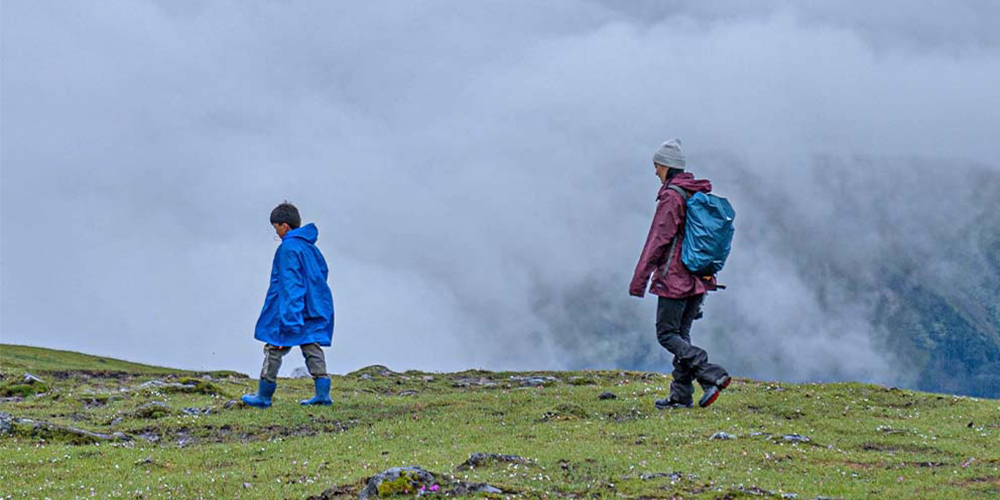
242 202 335 408
629 138 732 409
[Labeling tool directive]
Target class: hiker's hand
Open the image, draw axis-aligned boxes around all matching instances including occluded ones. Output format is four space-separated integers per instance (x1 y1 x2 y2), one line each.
629 286 645 298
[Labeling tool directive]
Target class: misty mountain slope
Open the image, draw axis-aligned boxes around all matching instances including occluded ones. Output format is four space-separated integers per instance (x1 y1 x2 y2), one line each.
2 345 998 500
723 157 1000 397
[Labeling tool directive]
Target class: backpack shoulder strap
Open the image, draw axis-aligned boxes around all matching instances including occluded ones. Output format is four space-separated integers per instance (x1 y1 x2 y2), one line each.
662 184 689 274
667 184 689 200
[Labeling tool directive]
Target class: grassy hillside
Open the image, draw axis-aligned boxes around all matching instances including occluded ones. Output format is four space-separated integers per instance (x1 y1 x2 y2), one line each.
0 344 187 375
0 344 997 500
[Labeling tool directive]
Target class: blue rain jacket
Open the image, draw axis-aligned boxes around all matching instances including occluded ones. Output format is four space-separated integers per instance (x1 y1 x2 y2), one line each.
254 223 334 346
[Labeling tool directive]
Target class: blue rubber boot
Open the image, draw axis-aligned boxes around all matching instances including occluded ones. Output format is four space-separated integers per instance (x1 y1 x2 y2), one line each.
241 379 277 409
300 377 332 406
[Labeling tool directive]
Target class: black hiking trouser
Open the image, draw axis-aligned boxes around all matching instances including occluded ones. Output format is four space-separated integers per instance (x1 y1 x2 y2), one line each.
656 294 728 405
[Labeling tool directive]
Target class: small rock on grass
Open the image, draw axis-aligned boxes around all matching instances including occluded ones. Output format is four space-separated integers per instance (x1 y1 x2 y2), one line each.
510 375 558 387
0 412 13 434
456 452 533 471
23 373 45 384
710 431 735 440
598 392 617 400
639 472 683 481
11 416 130 443
781 434 811 443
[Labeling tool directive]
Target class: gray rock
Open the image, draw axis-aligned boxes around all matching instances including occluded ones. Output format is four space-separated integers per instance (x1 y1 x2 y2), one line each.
710 431 735 440
138 431 161 443
13 417 130 443
782 434 811 443
182 407 211 416
351 365 394 379
456 452 532 471
136 379 191 391
136 401 171 418
451 483 503 495
509 375 558 387
223 400 239 409
136 380 164 389
421 375 435 382
358 466 504 499
176 432 195 447
359 466 438 500
397 390 419 397
738 486 776 496
782 494 799 499
0 397 24 404
0 412 13 434
640 472 683 481
451 377 498 388
23 373 44 384
598 392 617 400
290 367 311 379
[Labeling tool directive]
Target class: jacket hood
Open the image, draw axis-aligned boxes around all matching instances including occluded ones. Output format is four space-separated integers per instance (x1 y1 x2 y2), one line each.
284 223 318 244
659 172 712 200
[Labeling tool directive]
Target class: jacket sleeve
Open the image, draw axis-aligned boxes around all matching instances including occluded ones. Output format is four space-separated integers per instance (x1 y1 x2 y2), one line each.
629 195 680 297
276 245 307 335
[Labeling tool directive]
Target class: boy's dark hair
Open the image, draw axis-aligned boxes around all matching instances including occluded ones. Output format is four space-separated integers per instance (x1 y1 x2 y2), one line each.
666 168 684 180
270 202 301 229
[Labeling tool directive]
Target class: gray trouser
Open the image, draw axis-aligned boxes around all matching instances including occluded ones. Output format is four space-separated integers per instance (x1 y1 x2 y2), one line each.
656 295 728 405
260 343 328 383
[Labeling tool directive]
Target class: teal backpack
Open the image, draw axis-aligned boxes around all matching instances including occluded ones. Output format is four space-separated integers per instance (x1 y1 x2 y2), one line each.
667 185 736 275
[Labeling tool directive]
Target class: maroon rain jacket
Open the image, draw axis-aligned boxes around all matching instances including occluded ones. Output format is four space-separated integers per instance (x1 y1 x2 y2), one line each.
629 173 718 299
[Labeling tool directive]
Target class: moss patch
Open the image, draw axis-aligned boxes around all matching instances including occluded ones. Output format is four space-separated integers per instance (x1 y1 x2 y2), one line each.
0 382 49 398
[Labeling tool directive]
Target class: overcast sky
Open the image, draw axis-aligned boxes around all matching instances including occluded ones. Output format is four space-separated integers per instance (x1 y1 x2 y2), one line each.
2 1 998 382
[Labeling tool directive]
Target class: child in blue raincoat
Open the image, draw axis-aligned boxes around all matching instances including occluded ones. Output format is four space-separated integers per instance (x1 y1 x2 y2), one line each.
242 202 335 408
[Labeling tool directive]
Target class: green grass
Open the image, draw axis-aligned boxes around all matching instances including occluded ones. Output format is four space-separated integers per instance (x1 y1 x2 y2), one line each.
1 344 998 500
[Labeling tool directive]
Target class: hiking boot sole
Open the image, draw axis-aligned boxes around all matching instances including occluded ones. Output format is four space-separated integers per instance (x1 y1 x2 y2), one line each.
699 389 720 408
698 376 731 408
655 400 693 410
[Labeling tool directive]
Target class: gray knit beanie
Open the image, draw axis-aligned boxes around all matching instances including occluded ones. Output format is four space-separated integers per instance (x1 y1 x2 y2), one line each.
653 138 686 169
